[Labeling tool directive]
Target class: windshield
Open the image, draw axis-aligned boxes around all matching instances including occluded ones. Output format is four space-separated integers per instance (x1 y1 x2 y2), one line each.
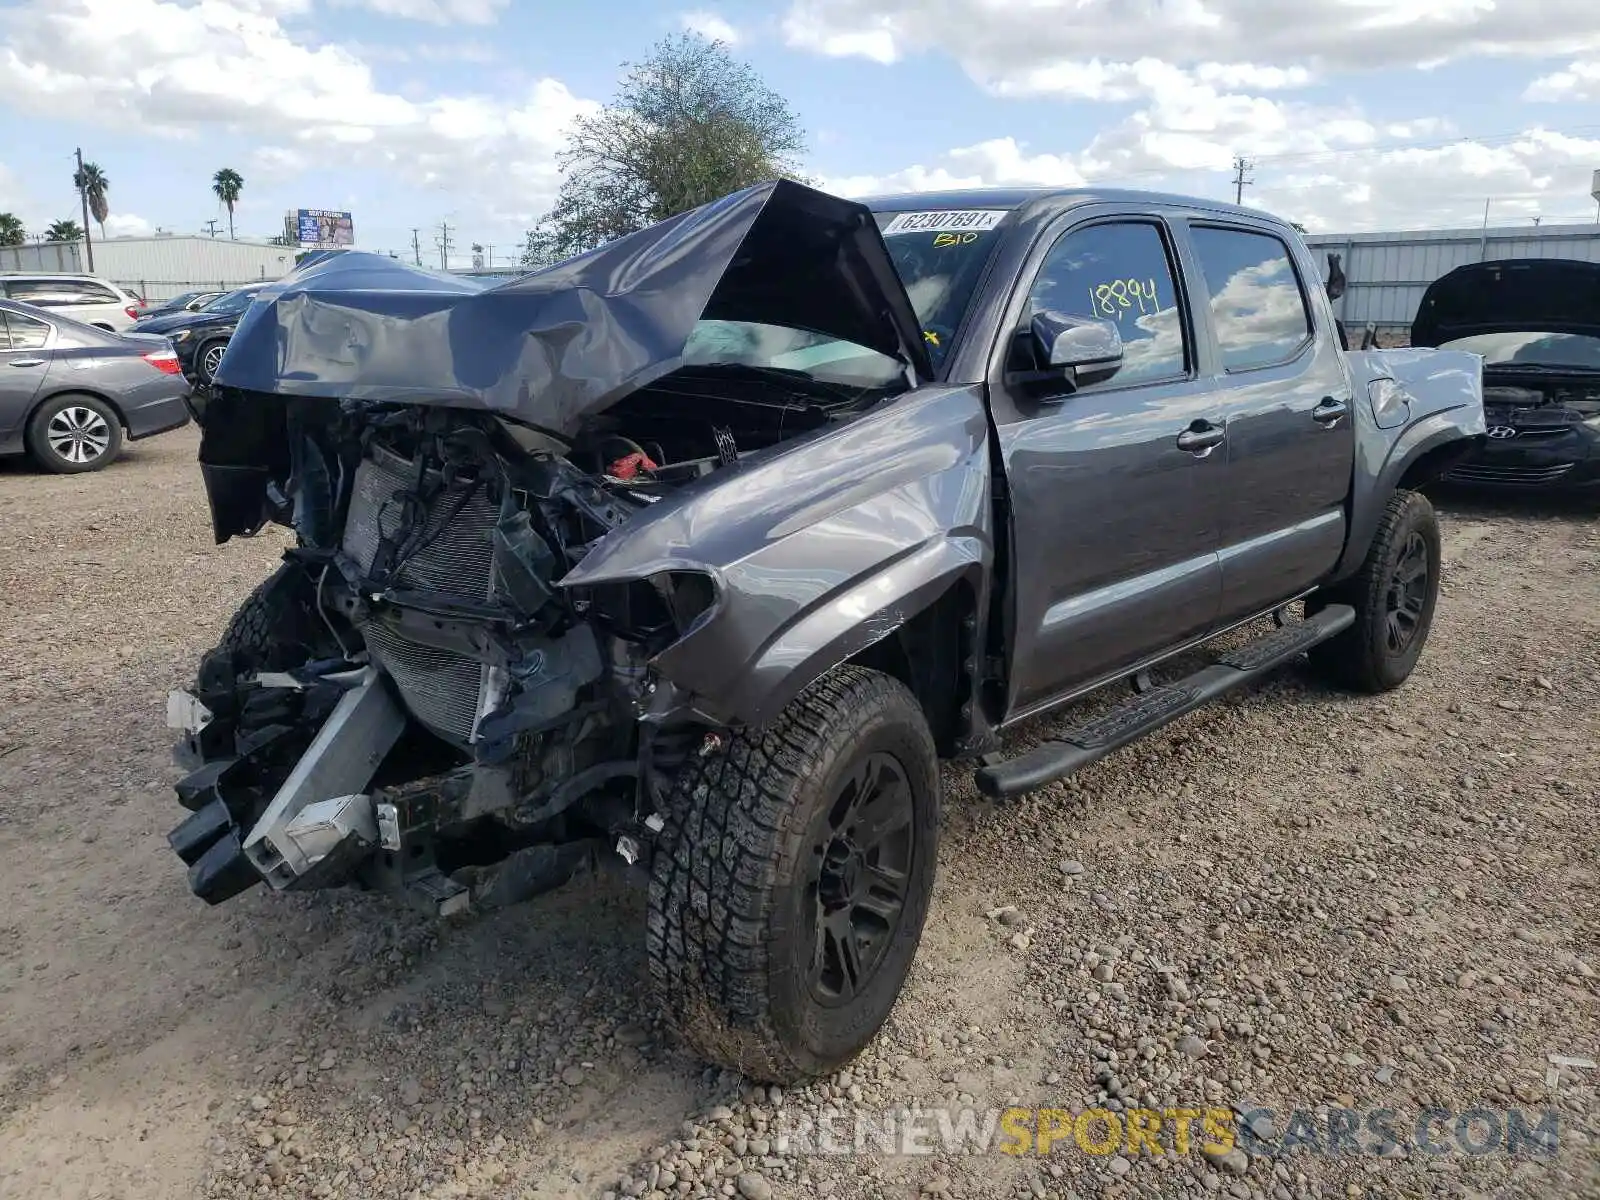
682 320 906 390
875 209 1008 368
1439 330 1600 370
207 288 263 316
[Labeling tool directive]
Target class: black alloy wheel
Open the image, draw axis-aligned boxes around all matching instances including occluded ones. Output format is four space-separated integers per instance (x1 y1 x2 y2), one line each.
1383 531 1429 654
806 751 917 1006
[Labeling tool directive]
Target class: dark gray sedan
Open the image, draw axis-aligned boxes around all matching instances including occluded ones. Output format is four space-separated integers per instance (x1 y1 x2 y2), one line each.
0 298 191 473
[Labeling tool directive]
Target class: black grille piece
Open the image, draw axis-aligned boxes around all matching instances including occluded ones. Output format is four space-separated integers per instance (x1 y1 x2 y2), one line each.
1445 462 1575 485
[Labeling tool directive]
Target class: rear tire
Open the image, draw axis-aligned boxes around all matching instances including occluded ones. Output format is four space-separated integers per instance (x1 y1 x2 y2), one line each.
1307 489 1440 692
647 666 940 1083
26 393 123 474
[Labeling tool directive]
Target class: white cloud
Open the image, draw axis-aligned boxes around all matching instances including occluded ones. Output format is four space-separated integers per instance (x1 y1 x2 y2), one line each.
101 212 153 237
823 108 1600 234
679 10 742 45
824 136 1085 197
1525 61 1600 102
0 0 596 230
330 0 508 25
781 0 1600 75
341 39 499 64
1258 128 1600 231
782 6 898 64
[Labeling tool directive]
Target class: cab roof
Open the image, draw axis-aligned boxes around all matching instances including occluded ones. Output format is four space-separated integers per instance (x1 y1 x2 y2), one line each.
862 186 1283 226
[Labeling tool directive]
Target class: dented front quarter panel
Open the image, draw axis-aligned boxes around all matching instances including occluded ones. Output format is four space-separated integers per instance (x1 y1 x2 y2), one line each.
1335 348 1486 580
561 385 993 727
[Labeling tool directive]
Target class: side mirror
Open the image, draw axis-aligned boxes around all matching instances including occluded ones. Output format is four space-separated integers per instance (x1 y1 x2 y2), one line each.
1011 310 1124 396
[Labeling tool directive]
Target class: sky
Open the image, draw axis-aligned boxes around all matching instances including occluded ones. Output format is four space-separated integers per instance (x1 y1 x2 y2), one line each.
3 0 1600 267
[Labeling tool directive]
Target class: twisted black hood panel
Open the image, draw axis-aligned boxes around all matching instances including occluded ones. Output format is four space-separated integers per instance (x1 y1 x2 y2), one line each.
214 179 930 436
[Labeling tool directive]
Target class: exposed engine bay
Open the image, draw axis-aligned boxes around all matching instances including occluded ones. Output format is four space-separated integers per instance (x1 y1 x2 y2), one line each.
1482 380 1600 426
167 374 883 912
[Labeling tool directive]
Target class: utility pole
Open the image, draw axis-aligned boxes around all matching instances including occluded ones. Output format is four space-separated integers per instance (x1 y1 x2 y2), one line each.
485 244 495 268
411 227 423 266
74 147 95 273
203 219 221 238
435 220 453 271
1231 155 1254 205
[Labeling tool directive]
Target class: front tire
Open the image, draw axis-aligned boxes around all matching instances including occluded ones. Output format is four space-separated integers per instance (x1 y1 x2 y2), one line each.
647 666 940 1083
198 562 340 685
26 394 123 473
1308 489 1441 692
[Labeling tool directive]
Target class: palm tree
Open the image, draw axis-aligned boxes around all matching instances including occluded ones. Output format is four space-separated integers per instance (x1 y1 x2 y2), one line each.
0 213 24 247
212 168 244 239
45 218 84 242
73 162 110 235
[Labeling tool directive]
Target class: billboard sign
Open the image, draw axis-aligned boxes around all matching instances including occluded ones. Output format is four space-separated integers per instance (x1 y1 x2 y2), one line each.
295 209 354 248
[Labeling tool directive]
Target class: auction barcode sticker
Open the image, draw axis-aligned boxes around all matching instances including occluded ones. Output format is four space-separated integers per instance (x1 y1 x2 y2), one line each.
881 210 1008 235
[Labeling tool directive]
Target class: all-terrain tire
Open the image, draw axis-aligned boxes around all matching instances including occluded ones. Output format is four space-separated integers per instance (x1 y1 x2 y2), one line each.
200 561 339 683
1307 489 1441 693
647 666 940 1084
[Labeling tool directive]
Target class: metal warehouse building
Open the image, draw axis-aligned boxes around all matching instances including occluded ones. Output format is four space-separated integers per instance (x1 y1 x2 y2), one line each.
2 235 298 302
1304 221 1600 339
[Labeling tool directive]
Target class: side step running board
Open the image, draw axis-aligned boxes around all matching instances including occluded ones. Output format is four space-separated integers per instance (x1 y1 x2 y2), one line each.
974 604 1355 799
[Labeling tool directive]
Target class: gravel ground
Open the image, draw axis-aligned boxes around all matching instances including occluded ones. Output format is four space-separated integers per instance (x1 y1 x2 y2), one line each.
1 427 1597 1200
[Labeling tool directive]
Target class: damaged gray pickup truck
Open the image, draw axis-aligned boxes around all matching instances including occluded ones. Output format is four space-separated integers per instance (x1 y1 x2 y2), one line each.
165 181 1485 1083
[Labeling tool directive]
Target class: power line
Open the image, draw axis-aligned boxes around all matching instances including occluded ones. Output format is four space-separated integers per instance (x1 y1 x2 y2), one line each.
435 220 452 270
1231 155 1254 204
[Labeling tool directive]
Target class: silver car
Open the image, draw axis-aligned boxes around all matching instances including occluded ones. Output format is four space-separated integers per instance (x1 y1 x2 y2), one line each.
0 298 191 473
0 273 147 331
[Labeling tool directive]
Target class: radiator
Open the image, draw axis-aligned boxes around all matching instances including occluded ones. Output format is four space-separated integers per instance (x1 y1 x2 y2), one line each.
342 445 498 745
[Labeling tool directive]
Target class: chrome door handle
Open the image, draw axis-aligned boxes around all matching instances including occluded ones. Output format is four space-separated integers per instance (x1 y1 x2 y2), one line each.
1313 396 1350 424
7 358 45 367
1176 422 1225 455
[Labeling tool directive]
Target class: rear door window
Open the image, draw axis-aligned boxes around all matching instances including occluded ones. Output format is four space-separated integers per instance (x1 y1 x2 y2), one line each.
1190 227 1313 371
1 310 51 350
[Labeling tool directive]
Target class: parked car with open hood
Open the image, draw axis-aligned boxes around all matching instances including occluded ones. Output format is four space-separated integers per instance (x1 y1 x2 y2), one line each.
161 181 1483 1083
1411 258 1600 493
131 283 269 384
0 298 190 473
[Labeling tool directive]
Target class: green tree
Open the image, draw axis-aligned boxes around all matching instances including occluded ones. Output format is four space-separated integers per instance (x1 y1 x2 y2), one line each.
73 162 110 235
0 213 24 246
212 168 245 239
522 33 806 268
45 218 83 242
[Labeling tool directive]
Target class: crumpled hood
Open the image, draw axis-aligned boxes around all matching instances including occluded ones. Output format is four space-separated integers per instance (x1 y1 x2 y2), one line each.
214 179 932 435
1412 258 1600 347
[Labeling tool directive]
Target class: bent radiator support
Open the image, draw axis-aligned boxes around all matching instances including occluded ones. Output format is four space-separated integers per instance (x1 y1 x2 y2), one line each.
243 667 407 888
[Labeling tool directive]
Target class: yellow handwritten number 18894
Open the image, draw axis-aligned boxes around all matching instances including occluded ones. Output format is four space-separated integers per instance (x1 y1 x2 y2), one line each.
1089 279 1160 320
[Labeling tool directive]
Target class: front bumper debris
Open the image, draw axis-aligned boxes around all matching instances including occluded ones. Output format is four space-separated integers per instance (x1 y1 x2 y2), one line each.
165 666 404 904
